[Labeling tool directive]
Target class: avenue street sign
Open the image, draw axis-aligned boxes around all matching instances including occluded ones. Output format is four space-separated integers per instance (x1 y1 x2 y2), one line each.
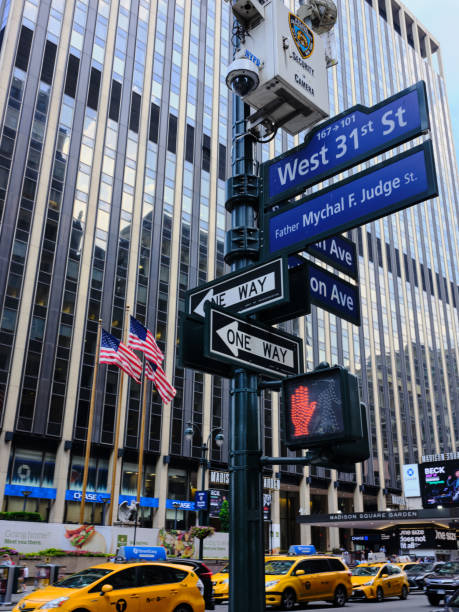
263 141 438 259
306 261 361 326
257 261 310 325
306 234 358 280
186 257 287 318
205 304 303 378
261 81 429 208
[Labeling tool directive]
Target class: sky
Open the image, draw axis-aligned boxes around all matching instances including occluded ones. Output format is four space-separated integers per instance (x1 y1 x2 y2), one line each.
401 0 459 164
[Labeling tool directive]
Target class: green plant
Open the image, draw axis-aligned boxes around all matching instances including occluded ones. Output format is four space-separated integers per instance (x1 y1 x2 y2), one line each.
219 499 230 532
0 547 18 555
0 511 42 522
19 548 111 559
189 526 215 540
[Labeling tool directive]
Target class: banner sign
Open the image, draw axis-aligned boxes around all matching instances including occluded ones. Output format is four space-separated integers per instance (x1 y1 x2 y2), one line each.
261 81 429 208
306 261 360 325
166 499 196 511
4 484 56 500
399 528 457 551
195 491 209 511
306 234 358 280
263 142 438 259
118 494 159 508
65 490 110 503
402 464 421 498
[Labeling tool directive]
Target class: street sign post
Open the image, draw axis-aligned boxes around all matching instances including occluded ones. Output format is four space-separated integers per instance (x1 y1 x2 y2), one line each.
306 261 360 326
205 304 303 379
186 257 287 318
263 141 438 259
261 81 429 208
306 234 358 280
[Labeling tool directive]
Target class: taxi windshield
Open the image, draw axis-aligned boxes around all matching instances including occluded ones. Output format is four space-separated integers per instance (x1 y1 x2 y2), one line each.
55 568 113 589
265 561 295 575
352 566 380 577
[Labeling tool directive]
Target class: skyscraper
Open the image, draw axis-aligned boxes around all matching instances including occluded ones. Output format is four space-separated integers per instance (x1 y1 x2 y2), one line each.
0 0 457 554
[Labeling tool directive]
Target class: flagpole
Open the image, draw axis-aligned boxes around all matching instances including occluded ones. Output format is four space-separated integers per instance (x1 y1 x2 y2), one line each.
79 318 102 525
107 306 130 526
134 354 148 544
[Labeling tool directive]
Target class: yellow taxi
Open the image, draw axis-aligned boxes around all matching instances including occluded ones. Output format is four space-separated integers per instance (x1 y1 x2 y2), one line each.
351 562 409 602
211 564 229 603
12 562 205 612
264 555 352 609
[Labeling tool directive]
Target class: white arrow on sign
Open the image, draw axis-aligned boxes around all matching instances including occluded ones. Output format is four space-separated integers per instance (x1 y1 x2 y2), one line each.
194 272 276 317
216 320 294 368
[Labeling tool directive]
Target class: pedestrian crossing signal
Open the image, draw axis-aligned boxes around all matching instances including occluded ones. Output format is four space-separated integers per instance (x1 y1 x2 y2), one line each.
283 363 362 450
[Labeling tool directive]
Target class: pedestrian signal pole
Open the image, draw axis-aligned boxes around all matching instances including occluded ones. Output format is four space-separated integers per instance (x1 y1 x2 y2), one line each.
227 15 265 612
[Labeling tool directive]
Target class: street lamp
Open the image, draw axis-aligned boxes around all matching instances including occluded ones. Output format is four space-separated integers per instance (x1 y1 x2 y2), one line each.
21 490 32 512
184 422 224 559
172 501 181 531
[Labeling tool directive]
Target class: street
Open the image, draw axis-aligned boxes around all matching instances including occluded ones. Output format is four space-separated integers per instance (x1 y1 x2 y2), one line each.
214 592 443 611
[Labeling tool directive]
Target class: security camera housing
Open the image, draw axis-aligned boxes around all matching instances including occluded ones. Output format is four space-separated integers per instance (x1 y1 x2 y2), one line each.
231 0 266 28
225 57 260 97
232 1 329 135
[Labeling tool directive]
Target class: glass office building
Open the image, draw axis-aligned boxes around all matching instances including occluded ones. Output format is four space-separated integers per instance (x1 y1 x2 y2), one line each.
0 0 457 551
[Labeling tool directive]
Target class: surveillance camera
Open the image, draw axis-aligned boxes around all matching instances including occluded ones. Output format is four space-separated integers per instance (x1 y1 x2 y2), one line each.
231 0 265 28
225 57 260 97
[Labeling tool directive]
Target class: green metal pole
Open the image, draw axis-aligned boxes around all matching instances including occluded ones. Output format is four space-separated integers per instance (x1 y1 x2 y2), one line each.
226 31 265 610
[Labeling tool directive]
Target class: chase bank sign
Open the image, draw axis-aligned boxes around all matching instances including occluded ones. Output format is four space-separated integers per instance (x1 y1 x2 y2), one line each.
402 464 421 497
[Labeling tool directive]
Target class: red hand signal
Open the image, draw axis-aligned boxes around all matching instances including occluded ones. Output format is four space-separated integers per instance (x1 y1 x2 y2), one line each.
290 385 317 437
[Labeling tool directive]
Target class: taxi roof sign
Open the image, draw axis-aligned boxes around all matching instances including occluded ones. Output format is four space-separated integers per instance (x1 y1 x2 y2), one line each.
118 546 167 561
288 545 317 555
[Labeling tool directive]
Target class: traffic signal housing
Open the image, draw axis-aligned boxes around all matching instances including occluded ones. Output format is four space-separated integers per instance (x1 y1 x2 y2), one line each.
307 403 370 472
283 364 362 450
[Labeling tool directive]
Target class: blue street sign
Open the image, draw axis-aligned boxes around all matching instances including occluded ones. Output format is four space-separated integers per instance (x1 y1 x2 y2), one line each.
261 81 429 208
263 141 437 259
195 490 209 511
306 234 358 280
306 261 361 326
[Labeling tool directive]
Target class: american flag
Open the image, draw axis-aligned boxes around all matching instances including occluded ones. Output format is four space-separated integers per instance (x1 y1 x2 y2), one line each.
145 360 176 404
100 329 142 382
128 316 164 365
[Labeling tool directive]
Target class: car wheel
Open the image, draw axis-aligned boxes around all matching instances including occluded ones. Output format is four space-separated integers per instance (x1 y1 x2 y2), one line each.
400 585 408 600
280 588 296 610
173 606 192 612
375 586 384 603
332 585 347 607
427 594 441 606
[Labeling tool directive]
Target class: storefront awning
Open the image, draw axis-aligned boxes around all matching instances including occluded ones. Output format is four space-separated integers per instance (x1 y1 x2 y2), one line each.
297 507 459 530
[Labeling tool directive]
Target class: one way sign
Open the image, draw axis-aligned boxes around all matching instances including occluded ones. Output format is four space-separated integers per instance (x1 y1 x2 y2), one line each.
187 258 287 318
205 304 303 378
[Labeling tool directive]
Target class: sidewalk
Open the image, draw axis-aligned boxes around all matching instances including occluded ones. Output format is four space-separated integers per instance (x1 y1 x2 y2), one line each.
0 585 35 611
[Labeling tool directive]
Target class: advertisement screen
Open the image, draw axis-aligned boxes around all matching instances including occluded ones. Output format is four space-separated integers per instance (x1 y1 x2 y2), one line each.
420 459 459 508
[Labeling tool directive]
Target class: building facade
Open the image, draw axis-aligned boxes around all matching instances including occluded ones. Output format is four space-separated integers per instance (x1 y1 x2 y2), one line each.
0 0 457 553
